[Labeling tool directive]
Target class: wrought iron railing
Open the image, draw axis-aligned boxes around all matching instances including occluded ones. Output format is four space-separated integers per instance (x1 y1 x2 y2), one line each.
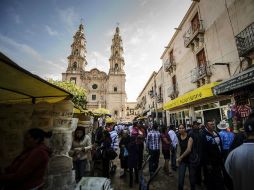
191 63 211 83
157 96 163 103
167 84 179 99
183 20 204 47
235 22 254 57
163 58 176 72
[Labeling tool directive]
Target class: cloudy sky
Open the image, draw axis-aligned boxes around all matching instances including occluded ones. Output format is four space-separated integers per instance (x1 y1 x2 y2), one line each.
0 0 191 101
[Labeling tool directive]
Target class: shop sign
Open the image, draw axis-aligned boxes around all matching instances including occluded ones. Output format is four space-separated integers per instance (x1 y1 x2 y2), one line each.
214 68 254 95
163 82 219 110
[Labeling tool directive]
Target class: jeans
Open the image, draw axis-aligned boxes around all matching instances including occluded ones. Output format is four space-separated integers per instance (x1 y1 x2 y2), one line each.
203 165 225 190
178 162 189 190
102 159 110 178
189 164 198 190
171 146 177 170
149 149 160 176
137 143 144 170
129 167 138 187
73 159 87 182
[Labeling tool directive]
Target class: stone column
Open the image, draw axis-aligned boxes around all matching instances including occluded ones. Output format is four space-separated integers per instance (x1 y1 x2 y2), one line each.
44 100 76 190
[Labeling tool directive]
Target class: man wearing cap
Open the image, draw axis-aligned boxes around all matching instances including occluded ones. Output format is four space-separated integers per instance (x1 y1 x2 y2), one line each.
217 120 234 159
105 117 119 151
217 120 234 190
225 113 254 190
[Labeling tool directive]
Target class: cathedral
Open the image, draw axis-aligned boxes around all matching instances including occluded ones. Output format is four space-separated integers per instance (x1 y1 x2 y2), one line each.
62 24 127 120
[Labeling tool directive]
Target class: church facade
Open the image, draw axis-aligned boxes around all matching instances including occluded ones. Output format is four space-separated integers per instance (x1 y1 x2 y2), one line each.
62 24 127 120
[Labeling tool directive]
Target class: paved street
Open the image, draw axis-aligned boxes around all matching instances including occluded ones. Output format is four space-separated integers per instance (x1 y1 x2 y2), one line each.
110 152 192 190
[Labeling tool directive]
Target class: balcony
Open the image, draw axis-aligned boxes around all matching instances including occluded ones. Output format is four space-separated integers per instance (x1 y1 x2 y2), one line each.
163 58 176 74
167 85 179 100
148 90 154 98
235 22 254 58
183 20 205 48
191 64 212 83
157 96 163 103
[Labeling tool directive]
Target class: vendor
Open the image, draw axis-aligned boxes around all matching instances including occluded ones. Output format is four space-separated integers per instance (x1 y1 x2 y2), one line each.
0 128 52 190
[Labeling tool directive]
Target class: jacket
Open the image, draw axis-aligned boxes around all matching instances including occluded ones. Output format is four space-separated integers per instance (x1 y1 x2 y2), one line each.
0 144 50 190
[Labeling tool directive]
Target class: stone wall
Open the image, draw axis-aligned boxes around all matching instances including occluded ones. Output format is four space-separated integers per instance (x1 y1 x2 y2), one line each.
0 100 76 190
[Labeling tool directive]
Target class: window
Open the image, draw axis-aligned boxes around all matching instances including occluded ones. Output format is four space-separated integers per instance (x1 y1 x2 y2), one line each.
114 87 117 92
172 75 176 91
158 86 162 98
114 110 118 116
196 49 206 66
191 13 200 33
115 64 118 71
92 84 98 89
92 95 96 100
73 62 77 70
70 77 76 84
169 50 174 63
74 49 78 55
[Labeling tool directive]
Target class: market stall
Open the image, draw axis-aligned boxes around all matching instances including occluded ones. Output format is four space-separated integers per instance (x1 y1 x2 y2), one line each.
0 52 76 190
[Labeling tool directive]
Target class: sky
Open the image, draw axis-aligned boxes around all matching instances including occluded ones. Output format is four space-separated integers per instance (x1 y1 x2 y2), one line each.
0 0 191 102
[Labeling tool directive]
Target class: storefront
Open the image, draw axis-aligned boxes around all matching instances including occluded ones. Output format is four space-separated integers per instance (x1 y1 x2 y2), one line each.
164 82 231 127
214 66 254 130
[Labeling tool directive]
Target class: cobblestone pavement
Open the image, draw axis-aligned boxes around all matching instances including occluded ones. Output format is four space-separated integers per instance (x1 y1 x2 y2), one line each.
110 152 200 190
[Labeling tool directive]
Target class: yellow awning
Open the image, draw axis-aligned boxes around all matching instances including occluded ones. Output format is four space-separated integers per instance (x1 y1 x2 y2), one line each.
163 82 220 110
93 108 111 115
0 52 72 104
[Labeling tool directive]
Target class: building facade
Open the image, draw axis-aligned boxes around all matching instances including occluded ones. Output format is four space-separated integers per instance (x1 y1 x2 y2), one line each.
62 24 127 120
161 0 254 127
124 102 138 122
136 68 165 124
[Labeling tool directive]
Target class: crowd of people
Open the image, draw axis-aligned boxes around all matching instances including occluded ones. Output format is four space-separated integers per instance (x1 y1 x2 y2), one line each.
72 113 253 190
0 112 253 190
68 112 254 190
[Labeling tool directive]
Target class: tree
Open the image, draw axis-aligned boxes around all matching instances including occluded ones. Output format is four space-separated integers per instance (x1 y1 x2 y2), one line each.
48 79 87 109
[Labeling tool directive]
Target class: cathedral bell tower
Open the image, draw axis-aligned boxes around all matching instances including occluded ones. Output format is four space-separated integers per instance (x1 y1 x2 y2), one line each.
107 26 126 120
109 26 125 75
62 23 87 85
66 23 87 73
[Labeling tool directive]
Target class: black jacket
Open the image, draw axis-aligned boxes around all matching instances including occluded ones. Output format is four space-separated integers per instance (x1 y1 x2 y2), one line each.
201 128 223 166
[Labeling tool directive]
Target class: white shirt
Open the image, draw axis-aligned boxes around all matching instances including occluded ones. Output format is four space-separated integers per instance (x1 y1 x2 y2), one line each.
168 130 178 148
109 130 119 150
